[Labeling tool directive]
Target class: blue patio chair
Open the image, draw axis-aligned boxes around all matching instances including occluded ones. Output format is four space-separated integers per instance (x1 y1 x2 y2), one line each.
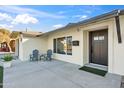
44 49 52 61
30 49 39 61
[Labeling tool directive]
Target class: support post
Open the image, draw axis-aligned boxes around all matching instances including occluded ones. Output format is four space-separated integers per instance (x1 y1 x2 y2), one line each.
115 15 122 43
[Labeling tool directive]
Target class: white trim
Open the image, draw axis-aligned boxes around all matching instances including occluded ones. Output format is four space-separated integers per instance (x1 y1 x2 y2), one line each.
82 26 109 71
85 63 108 71
0 52 15 54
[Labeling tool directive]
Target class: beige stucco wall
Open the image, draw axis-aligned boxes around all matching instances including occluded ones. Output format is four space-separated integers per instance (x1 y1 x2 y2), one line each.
47 27 83 66
113 15 124 75
20 36 48 61
19 34 23 60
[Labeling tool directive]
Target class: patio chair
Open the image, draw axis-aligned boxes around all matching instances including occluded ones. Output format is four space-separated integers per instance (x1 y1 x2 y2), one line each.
44 49 52 61
30 49 39 61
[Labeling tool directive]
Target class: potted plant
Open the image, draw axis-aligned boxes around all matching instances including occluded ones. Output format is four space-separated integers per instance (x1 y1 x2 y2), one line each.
1 54 13 68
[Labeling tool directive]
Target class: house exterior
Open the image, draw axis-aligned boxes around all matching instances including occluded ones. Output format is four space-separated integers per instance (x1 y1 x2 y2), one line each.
18 31 47 61
18 10 124 75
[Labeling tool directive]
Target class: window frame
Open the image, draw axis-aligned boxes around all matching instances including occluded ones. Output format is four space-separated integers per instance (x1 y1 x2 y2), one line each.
67 36 72 55
53 39 57 53
53 36 72 55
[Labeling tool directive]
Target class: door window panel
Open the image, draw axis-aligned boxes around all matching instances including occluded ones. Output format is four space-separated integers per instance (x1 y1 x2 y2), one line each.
94 36 99 40
99 36 104 40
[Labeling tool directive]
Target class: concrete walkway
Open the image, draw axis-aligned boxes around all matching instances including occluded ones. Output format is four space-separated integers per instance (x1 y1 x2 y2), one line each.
3 60 121 88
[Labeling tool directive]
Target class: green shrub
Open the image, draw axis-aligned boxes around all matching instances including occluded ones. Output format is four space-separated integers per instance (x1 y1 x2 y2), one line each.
3 54 13 62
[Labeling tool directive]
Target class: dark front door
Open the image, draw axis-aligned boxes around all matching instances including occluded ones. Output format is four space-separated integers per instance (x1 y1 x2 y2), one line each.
89 29 108 66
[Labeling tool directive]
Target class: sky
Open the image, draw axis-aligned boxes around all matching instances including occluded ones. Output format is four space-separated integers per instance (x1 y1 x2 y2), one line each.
0 5 124 32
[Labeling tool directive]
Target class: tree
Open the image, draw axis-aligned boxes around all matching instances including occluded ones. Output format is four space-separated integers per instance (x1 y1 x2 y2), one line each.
10 31 20 39
0 29 20 52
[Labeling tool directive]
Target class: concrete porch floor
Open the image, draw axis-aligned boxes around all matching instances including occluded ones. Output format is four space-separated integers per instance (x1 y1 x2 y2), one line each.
3 60 121 88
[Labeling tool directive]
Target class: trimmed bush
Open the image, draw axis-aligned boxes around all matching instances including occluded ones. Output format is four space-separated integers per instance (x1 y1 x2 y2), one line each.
3 54 13 62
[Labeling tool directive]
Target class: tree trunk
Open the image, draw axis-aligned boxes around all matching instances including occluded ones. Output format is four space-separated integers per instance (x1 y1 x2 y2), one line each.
6 42 12 52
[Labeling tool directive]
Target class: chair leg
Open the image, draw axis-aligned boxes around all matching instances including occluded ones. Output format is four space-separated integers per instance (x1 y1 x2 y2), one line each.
30 58 32 61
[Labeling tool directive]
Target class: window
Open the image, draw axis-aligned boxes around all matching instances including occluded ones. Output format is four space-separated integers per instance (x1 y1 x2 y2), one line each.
67 36 72 55
99 36 104 40
94 36 104 41
57 37 66 54
94 36 99 40
53 39 56 53
53 36 72 55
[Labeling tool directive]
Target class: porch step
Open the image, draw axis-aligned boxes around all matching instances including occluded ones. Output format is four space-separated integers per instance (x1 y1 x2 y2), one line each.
84 63 108 71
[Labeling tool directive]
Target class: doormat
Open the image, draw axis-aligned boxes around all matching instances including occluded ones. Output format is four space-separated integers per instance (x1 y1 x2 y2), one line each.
79 66 107 77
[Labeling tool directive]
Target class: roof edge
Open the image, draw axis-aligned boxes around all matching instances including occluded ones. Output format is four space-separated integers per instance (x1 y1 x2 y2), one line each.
37 9 124 37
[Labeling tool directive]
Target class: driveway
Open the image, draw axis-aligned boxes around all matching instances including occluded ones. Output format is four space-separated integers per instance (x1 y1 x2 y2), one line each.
3 60 121 88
